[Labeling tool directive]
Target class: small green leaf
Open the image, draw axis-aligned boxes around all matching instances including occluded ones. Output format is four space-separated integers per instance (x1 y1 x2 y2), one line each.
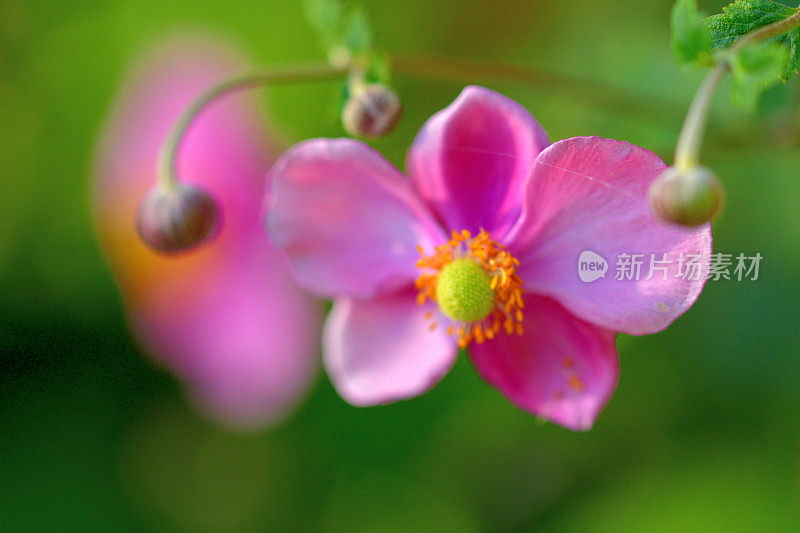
672 0 714 66
344 8 372 54
305 0 380 61
305 0 344 48
729 43 786 107
706 0 800 80
304 0 393 97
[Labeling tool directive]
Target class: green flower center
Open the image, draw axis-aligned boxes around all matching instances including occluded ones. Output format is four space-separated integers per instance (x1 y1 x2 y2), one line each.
435 258 496 323
415 228 525 347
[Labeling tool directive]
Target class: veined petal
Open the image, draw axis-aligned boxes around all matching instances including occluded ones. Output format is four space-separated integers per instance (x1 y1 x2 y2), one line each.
469 295 618 431
323 289 458 406
507 137 712 335
268 139 446 299
406 85 549 239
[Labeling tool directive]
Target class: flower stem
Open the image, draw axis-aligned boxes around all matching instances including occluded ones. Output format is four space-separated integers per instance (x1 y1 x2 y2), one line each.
157 63 349 189
673 63 728 171
673 6 800 170
392 53 686 120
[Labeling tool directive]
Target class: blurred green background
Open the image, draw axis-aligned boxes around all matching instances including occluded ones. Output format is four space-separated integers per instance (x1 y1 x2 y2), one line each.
2 0 799 530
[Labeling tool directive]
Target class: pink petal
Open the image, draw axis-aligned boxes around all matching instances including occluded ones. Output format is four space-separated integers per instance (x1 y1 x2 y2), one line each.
92 34 320 428
268 139 445 299
323 289 458 406
506 137 712 335
135 244 321 429
406 85 549 239
469 295 618 431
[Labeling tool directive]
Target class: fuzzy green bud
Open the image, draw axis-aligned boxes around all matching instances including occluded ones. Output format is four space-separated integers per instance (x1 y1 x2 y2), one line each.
648 166 723 227
136 184 219 254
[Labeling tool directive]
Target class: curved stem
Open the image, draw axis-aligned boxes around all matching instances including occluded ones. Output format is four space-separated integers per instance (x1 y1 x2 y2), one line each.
157 63 348 188
674 63 728 170
391 53 687 120
674 6 800 170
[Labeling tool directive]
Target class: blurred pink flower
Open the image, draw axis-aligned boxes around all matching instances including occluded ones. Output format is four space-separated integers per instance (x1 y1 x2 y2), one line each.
267 86 712 430
92 35 320 429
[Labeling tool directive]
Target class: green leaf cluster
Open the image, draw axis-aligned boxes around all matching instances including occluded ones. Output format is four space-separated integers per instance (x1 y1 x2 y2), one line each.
706 0 800 80
671 0 800 106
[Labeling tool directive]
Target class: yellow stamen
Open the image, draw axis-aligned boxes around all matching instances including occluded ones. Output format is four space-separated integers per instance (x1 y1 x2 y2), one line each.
415 228 525 348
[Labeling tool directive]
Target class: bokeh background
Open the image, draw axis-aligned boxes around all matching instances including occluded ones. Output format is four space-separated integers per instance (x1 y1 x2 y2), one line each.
2 0 799 530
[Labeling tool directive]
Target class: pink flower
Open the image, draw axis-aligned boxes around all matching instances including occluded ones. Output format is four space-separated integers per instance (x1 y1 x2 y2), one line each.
267 86 711 430
92 35 320 429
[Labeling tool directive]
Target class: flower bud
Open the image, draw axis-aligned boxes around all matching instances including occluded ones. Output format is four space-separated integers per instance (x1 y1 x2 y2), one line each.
648 166 724 227
341 83 402 138
136 184 220 253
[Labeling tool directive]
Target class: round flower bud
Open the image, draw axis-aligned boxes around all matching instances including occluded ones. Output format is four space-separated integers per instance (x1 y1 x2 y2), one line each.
341 83 402 138
136 183 220 254
648 166 724 227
